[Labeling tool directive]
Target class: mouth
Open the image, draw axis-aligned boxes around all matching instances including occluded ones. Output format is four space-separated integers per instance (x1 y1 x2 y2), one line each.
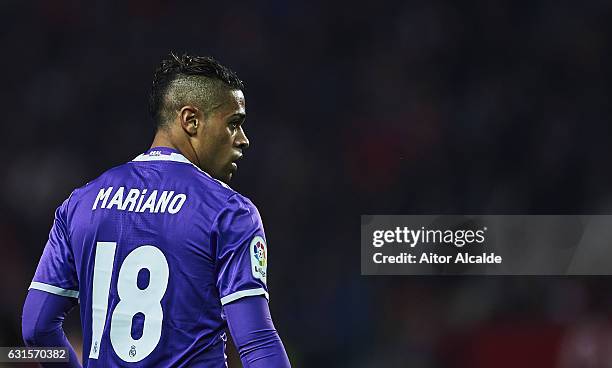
230 154 243 171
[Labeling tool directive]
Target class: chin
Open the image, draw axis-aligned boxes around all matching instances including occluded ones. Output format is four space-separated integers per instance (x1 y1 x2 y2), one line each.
212 167 235 184
209 168 233 183
218 172 232 184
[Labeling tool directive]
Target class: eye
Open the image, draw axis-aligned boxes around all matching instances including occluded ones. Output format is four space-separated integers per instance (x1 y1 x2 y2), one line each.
229 121 239 130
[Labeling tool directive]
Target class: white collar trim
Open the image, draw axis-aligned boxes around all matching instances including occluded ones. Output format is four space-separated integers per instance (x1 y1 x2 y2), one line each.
131 151 231 189
132 152 192 164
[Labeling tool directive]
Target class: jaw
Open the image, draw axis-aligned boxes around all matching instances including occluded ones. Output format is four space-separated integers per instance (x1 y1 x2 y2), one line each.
206 160 236 184
212 168 233 184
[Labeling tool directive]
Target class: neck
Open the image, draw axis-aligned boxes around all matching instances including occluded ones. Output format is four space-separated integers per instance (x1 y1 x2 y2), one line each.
150 129 200 167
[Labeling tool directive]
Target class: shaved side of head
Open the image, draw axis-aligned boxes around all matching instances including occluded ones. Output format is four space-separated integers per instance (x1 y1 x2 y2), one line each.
149 53 244 129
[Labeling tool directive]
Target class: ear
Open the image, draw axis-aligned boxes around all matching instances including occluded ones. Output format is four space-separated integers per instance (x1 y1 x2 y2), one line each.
179 105 201 136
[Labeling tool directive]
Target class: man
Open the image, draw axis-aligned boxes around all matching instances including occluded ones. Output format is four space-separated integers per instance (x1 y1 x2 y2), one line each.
22 53 291 368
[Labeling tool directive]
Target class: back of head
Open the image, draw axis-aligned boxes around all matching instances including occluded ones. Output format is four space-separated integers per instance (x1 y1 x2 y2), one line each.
149 53 244 129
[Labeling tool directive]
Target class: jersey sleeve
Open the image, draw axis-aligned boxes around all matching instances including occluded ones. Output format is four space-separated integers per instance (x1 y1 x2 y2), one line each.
29 196 79 299
213 194 269 305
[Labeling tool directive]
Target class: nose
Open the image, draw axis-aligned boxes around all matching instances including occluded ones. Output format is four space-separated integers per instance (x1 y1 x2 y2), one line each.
235 127 249 149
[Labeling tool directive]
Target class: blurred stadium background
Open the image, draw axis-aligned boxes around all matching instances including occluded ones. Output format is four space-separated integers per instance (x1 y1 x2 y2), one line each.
1 1 612 367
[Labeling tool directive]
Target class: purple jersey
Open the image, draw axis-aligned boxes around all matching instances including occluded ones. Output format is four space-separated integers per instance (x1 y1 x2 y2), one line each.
29 147 270 367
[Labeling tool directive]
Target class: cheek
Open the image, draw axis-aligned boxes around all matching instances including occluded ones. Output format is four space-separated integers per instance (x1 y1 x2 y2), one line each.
218 131 236 153
199 129 225 153
199 127 234 162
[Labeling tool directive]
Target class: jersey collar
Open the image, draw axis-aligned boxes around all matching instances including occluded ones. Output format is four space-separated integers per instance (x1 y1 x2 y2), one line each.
131 146 231 189
132 147 192 164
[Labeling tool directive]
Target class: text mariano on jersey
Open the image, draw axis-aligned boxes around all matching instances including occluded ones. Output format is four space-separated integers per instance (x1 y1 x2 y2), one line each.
92 186 187 214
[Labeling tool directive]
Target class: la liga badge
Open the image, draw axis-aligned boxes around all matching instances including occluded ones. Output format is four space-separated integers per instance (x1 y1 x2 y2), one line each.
250 236 267 283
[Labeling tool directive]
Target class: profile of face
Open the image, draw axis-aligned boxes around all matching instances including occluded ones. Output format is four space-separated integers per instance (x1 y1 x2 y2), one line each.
190 89 248 183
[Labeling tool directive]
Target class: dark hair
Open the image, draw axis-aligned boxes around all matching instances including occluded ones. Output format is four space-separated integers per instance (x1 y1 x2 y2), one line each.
149 52 244 128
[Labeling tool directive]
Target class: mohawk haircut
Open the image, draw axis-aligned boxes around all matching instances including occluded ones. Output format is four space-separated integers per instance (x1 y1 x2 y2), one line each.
149 52 244 128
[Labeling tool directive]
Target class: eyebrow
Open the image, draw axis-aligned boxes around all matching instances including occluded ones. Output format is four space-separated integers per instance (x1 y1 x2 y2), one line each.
228 113 246 120
209 102 225 112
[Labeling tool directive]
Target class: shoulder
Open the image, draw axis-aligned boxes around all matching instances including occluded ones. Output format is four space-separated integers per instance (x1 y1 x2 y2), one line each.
66 162 132 203
216 192 263 231
228 192 258 210
173 162 260 216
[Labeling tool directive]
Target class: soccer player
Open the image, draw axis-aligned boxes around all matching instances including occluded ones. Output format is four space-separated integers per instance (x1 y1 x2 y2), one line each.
22 53 291 368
